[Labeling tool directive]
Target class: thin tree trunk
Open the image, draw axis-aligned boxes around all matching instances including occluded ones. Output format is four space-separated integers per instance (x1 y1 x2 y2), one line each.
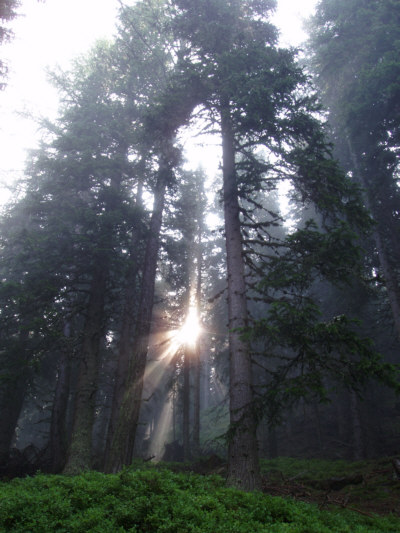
182 350 191 461
192 341 201 456
220 96 261 491
173 384 177 442
268 426 278 459
106 169 167 472
182 224 201 461
182 289 193 463
201 347 210 411
350 390 363 460
313 401 323 453
192 214 203 456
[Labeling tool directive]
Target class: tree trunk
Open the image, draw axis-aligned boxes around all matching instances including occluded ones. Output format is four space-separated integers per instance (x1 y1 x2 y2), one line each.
192 341 201 456
201 347 210 411
63 266 107 474
268 426 278 459
313 401 324 453
106 170 167 472
0 371 29 465
173 383 177 443
182 350 191 461
220 97 261 491
350 390 363 461
47 322 71 473
0 329 30 465
103 259 138 465
103 181 144 468
192 219 203 456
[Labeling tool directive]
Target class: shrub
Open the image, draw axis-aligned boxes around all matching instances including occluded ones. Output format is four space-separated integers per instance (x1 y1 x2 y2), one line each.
0 468 399 532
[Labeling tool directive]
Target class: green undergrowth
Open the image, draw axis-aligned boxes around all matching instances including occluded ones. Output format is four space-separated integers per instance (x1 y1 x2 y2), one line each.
1 468 400 532
260 456 400 516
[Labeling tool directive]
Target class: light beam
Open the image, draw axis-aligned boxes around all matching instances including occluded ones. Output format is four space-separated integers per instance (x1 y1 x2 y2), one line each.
176 306 201 348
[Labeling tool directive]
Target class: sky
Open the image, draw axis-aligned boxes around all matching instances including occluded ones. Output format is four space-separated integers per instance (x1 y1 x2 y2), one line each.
0 0 317 205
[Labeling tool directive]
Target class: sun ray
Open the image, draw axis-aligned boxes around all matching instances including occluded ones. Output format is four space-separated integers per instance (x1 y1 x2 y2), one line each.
140 302 203 461
175 305 202 348
148 396 174 461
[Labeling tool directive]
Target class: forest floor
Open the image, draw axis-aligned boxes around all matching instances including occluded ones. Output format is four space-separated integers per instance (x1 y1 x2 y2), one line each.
260 457 400 518
1 457 399 532
189 455 400 518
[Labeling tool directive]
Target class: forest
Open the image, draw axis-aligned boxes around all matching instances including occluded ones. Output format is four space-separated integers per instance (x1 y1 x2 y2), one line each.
0 0 400 530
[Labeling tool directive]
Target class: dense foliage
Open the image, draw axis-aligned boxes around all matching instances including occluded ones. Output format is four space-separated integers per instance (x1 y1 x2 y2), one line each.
1 466 399 532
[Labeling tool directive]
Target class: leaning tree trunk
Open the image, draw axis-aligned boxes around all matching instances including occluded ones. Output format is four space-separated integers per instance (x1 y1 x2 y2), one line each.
106 169 167 472
220 96 261 491
63 266 107 474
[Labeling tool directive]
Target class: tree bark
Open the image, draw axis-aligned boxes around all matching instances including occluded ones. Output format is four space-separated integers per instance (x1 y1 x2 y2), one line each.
220 96 261 491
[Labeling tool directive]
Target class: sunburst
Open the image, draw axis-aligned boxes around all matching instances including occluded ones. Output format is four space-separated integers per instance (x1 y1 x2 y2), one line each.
175 305 202 348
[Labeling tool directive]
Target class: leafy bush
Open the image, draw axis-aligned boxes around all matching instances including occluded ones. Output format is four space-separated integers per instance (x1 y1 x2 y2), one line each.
0 468 399 532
